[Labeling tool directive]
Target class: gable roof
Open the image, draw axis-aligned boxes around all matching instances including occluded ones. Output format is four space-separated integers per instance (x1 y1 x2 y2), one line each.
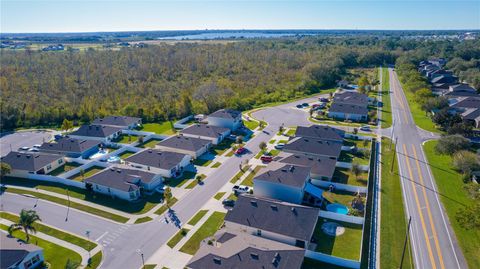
84 167 157 192
431 75 457 84
451 97 480 109
39 137 100 154
295 125 344 141
180 124 230 139
187 230 305 269
333 91 368 106
208 109 242 120
1 233 42 269
92 116 141 128
449 84 477 93
158 135 211 152
1 151 63 171
329 103 368 115
225 195 319 241
254 163 310 188
284 137 342 159
125 149 188 171
278 153 337 179
70 124 122 138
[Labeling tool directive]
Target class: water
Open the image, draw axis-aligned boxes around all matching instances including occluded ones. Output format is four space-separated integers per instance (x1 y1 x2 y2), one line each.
158 31 309 40
326 203 349 215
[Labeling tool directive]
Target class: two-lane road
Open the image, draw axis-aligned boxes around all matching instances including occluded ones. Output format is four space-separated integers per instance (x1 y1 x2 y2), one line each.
389 68 467 269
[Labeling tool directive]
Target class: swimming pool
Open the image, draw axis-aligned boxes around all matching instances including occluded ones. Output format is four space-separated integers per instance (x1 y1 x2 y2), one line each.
326 203 349 215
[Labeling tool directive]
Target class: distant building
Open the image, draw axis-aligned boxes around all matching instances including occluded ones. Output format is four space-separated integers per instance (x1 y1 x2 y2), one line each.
69 124 122 143
327 103 368 122
449 96 480 128
1 151 65 177
180 124 230 145
38 137 100 159
125 149 191 178
92 116 142 129
206 109 243 130
41 44 64 51
156 135 211 158
1 232 44 269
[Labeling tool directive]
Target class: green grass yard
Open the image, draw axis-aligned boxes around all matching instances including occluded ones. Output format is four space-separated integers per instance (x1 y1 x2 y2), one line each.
68 166 104 181
118 151 136 159
193 158 213 167
380 67 393 128
243 119 259 130
338 151 370 166
214 192 226 200
112 134 139 144
229 166 251 183
48 162 81 176
179 212 226 255
134 216 153 224
322 190 362 213
400 81 440 133
187 210 209 226
211 162 221 168
211 139 235 155
185 174 206 189
332 168 368 187
423 140 480 268
141 122 176 135
138 138 162 148
154 197 179 215
167 228 190 248
164 171 197 188
240 166 264 187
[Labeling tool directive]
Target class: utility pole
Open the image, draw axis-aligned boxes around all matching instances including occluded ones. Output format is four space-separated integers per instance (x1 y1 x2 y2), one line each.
390 137 398 173
399 216 412 269
390 119 395 149
136 249 145 269
86 230 91 261
65 188 70 221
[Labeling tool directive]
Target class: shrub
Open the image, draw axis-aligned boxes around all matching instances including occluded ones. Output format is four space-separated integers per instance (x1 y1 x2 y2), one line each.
452 150 480 175
435 135 470 155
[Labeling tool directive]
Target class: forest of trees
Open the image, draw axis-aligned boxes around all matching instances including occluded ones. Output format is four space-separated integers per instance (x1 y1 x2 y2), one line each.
1 36 478 131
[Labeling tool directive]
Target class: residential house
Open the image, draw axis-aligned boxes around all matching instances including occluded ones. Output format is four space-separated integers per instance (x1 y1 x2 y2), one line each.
1 151 65 177
283 137 342 160
430 75 458 85
294 125 344 143
156 135 211 158
38 137 101 159
206 109 243 131
180 124 231 145
253 163 311 204
333 91 369 107
278 153 337 182
125 149 191 178
224 195 319 249
1 233 44 269
327 103 368 122
69 124 122 143
427 69 453 80
92 116 142 129
337 80 349 89
186 230 305 269
84 167 162 201
449 96 480 128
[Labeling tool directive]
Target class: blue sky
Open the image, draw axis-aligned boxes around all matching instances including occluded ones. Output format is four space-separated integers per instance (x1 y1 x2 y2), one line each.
1 0 479 33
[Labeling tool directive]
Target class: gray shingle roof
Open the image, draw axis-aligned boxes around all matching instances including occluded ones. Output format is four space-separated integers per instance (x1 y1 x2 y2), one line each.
254 163 310 188
39 137 100 154
329 103 368 115
295 125 344 141
70 124 122 138
225 195 319 241
1 233 42 269
208 109 242 120
333 91 368 106
278 153 337 179
92 116 141 128
1 151 63 171
84 167 157 192
180 124 230 139
431 75 457 84
158 135 211 152
284 137 342 159
451 97 480 109
125 149 188 171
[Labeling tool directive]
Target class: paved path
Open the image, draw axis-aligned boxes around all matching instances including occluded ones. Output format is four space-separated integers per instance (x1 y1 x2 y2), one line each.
389 68 467 269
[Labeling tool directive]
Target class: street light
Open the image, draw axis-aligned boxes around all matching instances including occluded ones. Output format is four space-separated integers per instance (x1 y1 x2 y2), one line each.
85 230 91 261
136 249 145 269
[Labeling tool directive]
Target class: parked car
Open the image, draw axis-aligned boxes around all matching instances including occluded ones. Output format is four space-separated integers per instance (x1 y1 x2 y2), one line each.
312 104 320 108
233 185 250 194
235 147 247 155
378 101 383 107
54 134 63 140
155 185 167 193
260 155 273 163
227 134 237 140
33 144 42 148
222 199 235 207
18 146 29 151
360 125 371 131
320 97 329 102
296 104 303 108
302 103 309 107
274 143 285 149
28 148 39 152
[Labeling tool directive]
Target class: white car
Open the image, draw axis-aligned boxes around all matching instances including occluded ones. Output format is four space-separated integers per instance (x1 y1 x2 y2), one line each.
274 143 285 149
233 185 250 194
360 125 371 131
18 146 29 151
156 185 167 193
33 144 42 148
28 148 39 152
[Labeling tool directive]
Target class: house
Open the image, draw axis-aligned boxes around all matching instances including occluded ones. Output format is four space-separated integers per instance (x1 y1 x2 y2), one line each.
278 153 337 182
186 230 305 269
1 232 44 269
428 69 453 80
224 195 319 249
283 137 342 160
125 149 191 178
206 109 243 130
328 103 368 122
253 163 311 204
92 116 142 129
294 125 344 143
333 91 368 107
156 135 211 158
449 96 480 128
38 137 101 159
69 124 122 143
430 75 458 85
0 151 65 177
337 80 349 88
84 167 162 201
180 124 231 145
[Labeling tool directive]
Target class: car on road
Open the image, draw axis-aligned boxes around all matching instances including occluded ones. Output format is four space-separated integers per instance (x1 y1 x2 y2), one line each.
319 97 329 102
28 148 39 152
18 146 29 151
260 155 273 163
296 104 303 109
235 147 247 155
33 144 42 148
274 143 285 149
233 185 250 194
222 199 235 207
360 125 371 131
302 103 309 107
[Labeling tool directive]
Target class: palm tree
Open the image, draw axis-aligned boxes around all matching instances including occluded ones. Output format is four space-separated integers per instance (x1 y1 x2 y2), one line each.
351 162 361 180
8 209 41 242
163 187 173 208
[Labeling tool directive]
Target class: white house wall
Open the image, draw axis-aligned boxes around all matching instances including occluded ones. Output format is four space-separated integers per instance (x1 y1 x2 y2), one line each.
253 179 305 204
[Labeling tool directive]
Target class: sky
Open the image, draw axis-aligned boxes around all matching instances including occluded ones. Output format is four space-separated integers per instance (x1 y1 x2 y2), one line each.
1 0 479 33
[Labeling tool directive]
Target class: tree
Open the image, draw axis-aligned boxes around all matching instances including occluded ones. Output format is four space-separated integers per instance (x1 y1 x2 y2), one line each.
259 141 267 152
8 209 41 242
414 88 434 106
61 118 73 132
64 259 80 269
452 150 480 175
235 136 243 144
351 162 361 180
278 125 284 134
456 202 480 230
435 135 470 155
138 136 144 144
163 187 173 208
0 162 11 178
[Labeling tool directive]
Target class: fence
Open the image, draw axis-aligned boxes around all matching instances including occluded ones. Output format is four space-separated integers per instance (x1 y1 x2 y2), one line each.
60 160 108 179
310 179 367 194
305 250 361 269
25 173 86 189
319 210 365 225
344 133 373 141
336 161 369 171
173 115 194 129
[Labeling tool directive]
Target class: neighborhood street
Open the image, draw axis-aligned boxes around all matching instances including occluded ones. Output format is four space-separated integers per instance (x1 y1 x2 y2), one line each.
388 68 467 269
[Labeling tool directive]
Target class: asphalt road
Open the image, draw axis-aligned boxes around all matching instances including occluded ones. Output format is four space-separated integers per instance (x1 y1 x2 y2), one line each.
0 130 58 157
388 68 467 269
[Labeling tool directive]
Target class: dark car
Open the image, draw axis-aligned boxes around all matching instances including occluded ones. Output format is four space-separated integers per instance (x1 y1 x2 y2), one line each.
296 104 303 108
54 134 63 140
320 98 329 102
222 199 235 207
235 147 247 155
302 103 309 107
260 155 273 163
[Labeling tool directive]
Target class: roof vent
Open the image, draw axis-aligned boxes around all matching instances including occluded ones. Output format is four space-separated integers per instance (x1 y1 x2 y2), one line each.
270 205 278 211
250 200 257 207
250 253 259 259
289 165 295 172
291 207 297 215
213 257 221 264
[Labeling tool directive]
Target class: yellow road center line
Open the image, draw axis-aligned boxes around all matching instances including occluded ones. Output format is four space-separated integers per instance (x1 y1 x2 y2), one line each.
403 144 437 269
412 145 446 269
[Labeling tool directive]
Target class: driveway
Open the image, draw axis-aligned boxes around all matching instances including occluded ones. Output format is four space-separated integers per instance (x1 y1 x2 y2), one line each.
0 130 58 157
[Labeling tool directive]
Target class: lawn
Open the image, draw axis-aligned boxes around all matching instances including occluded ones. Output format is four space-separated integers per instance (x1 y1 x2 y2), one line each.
154 197 179 215
0 224 82 269
164 171 197 188
380 67 392 128
179 212 226 255
331 168 368 187
87 251 103 269
112 134 139 144
185 174 206 189
285 127 297 137
138 138 162 148
68 166 104 181
423 140 480 268
134 216 153 224
244 119 259 130
167 228 190 248
214 192 225 200
338 151 370 166
380 138 413 269
343 138 371 149
400 80 439 133
48 162 82 176
118 151 136 159
193 158 213 167
229 165 251 183
211 162 222 168
313 218 363 261
141 122 176 135
187 210 209 226
240 166 264 187
322 190 362 213
268 139 276 144
211 139 235 155
1 211 96 251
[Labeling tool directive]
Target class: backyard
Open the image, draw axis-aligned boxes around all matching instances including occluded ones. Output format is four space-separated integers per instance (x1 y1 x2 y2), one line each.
112 134 139 144
338 150 370 166
322 189 364 213
331 168 368 187
68 166 105 181
48 162 82 176
140 122 176 135
137 138 162 148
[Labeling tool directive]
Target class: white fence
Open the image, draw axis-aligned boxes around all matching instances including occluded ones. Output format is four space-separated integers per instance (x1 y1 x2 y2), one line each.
319 210 365 225
24 173 86 189
336 161 369 171
173 115 193 129
344 133 373 141
305 250 360 269
311 179 367 194
130 134 168 147
60 160 108 179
